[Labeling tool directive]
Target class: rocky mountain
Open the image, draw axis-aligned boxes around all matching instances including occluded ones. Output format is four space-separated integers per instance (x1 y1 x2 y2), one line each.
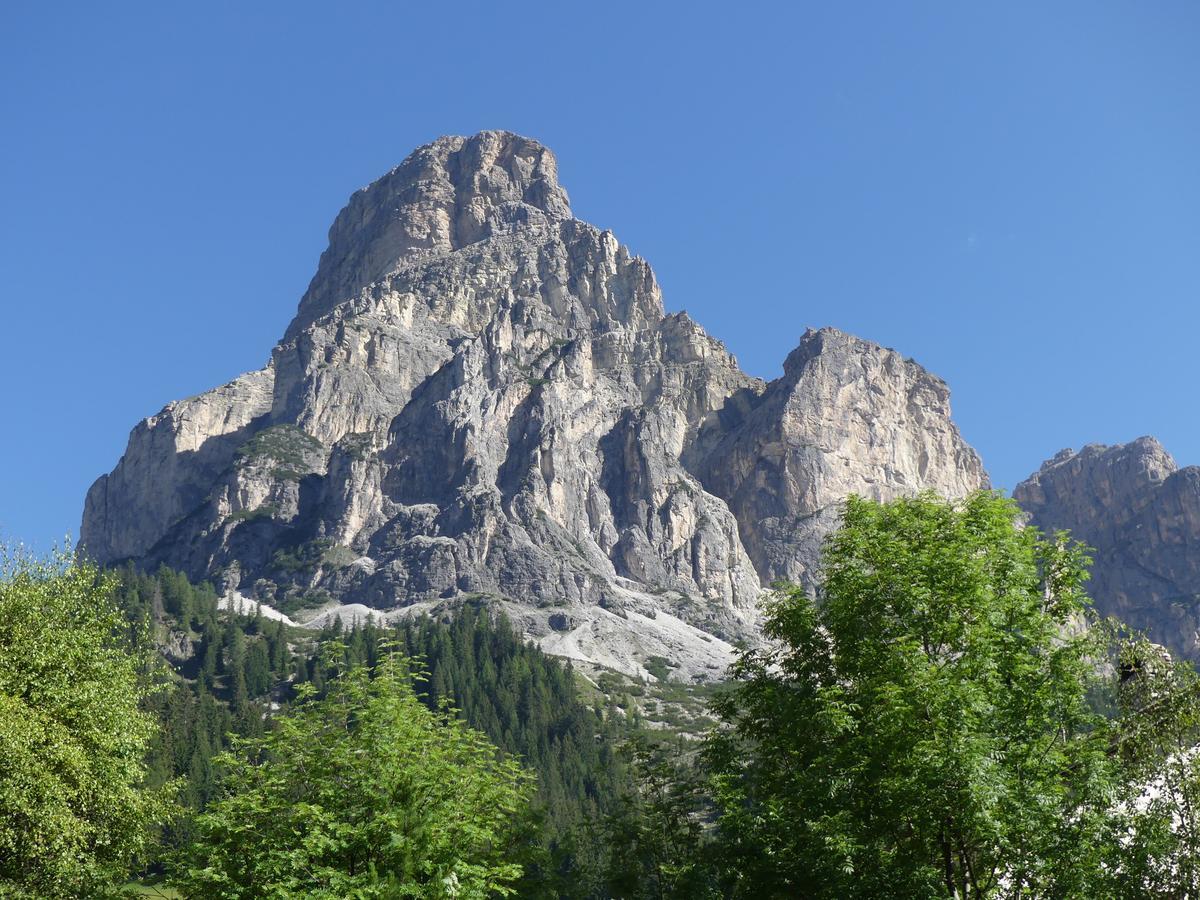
81 130 986 679
1015 437 1200 661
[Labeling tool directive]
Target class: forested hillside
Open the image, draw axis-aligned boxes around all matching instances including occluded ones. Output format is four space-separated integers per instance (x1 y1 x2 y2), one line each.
10 493 1200 897
111 565 684 896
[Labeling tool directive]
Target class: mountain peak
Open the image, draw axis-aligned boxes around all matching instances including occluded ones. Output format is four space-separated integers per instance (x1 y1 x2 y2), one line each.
1028 436 1176 480
290 131 572 336
83 132 986 679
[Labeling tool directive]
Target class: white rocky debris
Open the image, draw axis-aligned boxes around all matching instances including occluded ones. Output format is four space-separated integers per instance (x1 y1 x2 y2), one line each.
218 591 298 626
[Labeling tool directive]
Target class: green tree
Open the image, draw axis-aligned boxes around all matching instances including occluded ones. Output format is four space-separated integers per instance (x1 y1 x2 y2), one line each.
242 639 272 697
707 492 1118 899
171 644 535 898
0 548 169 897
602 736 717 900
1102 633 1200 897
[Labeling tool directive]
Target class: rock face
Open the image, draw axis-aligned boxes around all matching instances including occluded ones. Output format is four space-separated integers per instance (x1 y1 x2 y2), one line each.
1015 438 1200 661
81 130 986 679
692 328 986 588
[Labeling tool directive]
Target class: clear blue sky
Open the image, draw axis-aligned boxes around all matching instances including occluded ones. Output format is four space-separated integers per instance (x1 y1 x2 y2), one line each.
2 2 1198 551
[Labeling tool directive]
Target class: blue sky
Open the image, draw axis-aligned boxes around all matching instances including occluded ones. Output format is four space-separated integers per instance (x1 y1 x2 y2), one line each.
2 2 1198 550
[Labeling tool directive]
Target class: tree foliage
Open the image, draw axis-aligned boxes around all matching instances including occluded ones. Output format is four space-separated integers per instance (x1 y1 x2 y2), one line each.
1105 633 1200 896
707 492 1119 899
390 605 631 892
110 567 641 895
0 549 168 898
170 645 535 898
600 735 718 899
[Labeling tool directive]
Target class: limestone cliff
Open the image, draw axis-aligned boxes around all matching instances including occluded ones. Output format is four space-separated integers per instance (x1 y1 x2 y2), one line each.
1015 438 1200 661
692 328 986 589
81 131 986 678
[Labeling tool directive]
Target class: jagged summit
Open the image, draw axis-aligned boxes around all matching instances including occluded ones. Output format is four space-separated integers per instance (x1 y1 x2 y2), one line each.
1027 436 1173 479
1016 437 1200 660
82 132 985 679
290 131 573 337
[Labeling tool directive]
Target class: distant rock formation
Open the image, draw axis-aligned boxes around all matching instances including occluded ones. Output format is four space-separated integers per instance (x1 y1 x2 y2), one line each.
1015 437 1200 660
82 131 986 679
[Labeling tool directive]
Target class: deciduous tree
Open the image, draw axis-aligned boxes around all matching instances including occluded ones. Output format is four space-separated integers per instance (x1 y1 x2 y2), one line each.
0 548 168 897
707 492 1118 898
172 644 535 898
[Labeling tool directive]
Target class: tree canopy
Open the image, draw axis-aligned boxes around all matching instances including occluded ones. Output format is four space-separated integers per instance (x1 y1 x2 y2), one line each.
171 644 536 899
707 492 1120 898
1107 633 1200 896
0 549 168 898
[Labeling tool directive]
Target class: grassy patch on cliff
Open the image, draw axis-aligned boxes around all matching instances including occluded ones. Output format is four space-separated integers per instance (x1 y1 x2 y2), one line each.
236 424 325 480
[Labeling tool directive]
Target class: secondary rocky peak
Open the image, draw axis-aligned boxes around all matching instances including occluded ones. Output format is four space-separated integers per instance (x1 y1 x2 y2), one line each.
1016 438 1177 536
291 131 572 337
1033 436 1174 480
1015 438 1200 660
695 326 986 587
780 326 843 377
82 133 988 679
